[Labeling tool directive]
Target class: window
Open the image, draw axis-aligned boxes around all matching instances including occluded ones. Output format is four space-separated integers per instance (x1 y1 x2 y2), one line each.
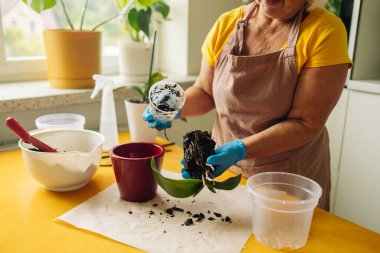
0 0 124 83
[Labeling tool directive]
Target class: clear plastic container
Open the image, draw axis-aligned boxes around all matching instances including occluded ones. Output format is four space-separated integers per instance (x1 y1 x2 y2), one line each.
247 172 322 250
148 80 185 121
35 113 86 130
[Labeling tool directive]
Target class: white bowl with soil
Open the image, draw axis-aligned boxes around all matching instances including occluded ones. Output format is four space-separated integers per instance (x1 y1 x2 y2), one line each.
19 129 104 191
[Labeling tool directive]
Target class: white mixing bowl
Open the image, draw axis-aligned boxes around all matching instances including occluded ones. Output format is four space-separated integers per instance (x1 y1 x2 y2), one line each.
19 129 105 192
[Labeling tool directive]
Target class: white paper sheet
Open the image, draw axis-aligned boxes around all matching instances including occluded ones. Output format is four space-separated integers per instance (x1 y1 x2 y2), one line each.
56 171 253 253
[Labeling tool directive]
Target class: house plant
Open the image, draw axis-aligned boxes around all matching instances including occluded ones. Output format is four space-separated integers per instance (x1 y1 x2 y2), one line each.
114 0 170 82
22 0 117 89
124 30 164 142
124 72 165 142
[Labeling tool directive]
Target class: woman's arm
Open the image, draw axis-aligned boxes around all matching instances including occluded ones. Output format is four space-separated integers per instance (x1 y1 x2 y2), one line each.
180 58 215 118
242 64 348 159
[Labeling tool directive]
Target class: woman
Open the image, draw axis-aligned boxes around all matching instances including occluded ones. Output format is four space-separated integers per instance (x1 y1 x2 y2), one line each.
143 0 352 210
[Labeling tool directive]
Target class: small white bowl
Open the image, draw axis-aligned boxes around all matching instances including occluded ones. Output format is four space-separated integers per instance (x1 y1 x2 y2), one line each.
19 129 105 192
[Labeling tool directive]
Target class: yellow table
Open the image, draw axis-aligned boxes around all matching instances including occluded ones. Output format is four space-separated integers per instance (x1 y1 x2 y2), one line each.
1 132 379 253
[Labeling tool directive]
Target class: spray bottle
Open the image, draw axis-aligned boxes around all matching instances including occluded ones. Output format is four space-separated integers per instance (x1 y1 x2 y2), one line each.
91 75 119 151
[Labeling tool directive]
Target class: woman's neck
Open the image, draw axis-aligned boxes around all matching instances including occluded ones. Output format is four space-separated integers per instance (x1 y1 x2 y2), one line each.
255 4 295 27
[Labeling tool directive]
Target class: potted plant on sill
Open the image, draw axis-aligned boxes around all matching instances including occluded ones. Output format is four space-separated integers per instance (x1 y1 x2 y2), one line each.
23 0 117 89
115 0 170 83
124 30 165 142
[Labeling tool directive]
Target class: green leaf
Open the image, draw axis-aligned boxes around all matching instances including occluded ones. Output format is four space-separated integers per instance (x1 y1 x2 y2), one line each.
151 159 204 198
137 8 152 38
112 86 126 93
180 118 188 123
213 174 242 190
192 185 204 197
150 72 166 84
131 85 145 98
205 179 216 193
136 0 154 8
141 72 165 102
151 1 169 18
22 0 56 13
128 8 140 32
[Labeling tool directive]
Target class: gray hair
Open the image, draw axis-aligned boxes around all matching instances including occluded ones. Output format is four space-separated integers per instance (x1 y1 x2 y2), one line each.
242 0 326 11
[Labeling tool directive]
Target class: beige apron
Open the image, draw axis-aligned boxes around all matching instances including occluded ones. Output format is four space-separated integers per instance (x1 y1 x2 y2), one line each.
212 4 331 210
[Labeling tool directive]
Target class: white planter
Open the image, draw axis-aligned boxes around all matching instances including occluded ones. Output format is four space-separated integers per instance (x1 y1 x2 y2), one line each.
118 41 153 83
125 100 157 142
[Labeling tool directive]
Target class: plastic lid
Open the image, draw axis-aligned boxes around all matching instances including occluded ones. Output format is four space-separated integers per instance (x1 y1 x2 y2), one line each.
35 113 86 130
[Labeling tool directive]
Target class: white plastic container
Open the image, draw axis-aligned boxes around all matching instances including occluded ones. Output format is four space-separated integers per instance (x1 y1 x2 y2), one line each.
148 80 185 121
247 172 322 250
36 113 85 130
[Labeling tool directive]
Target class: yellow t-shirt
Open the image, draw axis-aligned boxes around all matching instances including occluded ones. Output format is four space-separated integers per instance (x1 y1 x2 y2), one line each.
201 6 352 73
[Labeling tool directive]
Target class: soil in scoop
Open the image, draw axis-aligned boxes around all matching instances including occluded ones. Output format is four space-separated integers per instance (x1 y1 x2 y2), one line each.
183 130 216 179
152 84 179 112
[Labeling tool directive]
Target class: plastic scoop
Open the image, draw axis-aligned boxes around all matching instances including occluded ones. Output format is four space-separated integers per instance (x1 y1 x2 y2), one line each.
5 117 57 152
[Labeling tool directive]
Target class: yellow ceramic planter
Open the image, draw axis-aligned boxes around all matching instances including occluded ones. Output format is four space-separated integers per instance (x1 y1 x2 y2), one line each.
43 30 101 89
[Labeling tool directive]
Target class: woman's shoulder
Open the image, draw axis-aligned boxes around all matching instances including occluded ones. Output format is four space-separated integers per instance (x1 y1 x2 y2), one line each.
215 6 244 28
302 6 345 31
297 7 351 71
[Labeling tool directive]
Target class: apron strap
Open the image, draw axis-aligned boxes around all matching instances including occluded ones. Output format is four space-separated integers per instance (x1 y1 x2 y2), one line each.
286 8 304 49
234 3 257 55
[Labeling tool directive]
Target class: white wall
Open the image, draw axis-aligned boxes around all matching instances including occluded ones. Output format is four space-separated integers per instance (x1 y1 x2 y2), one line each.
158 0 242 76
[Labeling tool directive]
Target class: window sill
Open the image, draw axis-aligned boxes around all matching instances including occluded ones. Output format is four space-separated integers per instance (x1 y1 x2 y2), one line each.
0 75 197 114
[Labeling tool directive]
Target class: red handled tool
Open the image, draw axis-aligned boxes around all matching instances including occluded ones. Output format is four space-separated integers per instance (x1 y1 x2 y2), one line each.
5 117 57 152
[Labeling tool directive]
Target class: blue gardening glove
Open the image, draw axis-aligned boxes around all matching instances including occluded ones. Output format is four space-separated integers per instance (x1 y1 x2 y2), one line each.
180 159 191 179
206 139 246 177
142 107 181 131
180 139 246 179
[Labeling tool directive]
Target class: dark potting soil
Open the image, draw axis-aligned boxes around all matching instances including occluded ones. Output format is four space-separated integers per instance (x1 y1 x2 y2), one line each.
183 130 216 180
184 218 194 226
156 97 175 112
193 213 205 222
165 208 174 216
151 83 180 112
213 212 222 218
172 207 184 212
126 202 232 234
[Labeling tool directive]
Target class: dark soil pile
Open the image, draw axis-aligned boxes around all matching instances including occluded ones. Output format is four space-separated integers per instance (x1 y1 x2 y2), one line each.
183 130 216 180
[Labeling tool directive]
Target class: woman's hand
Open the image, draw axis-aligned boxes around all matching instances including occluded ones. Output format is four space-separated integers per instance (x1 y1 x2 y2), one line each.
180 139 246 178
142 107 181 131
207 140 246 177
